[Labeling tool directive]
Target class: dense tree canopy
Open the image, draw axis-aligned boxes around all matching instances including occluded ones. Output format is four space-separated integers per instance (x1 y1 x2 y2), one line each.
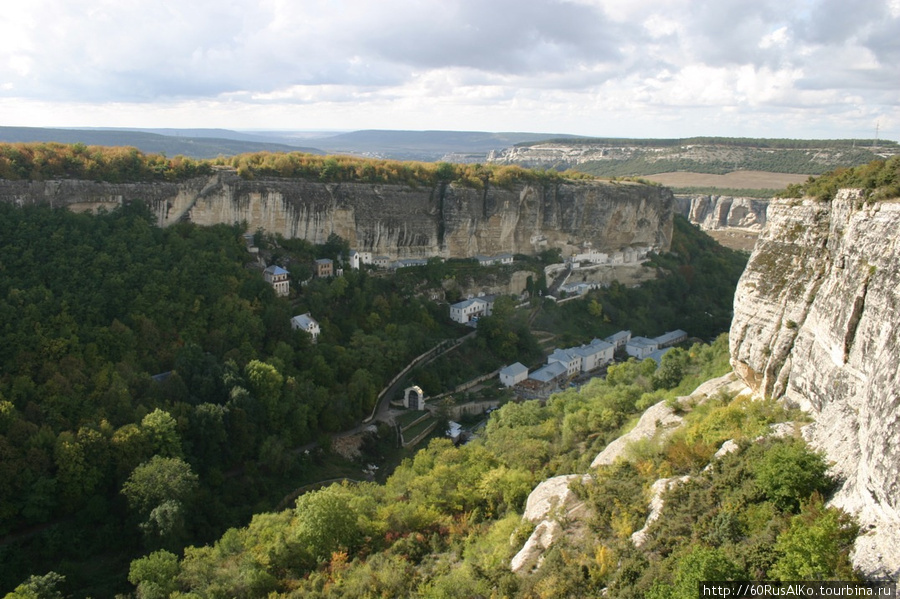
0 203 462 596
119 335 859 598
0 142 211 182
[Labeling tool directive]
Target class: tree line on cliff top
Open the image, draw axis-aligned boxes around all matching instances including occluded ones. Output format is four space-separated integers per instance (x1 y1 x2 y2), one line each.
0 142 594 187
779 155 900 202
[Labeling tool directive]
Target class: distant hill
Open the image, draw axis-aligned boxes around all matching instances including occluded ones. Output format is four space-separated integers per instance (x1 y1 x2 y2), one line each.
310 129 580 161
0 127 322 159
492 136 899 177
0 127 578 162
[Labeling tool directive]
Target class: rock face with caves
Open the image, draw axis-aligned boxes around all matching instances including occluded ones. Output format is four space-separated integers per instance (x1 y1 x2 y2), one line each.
0 170 674 258
729 191 900 578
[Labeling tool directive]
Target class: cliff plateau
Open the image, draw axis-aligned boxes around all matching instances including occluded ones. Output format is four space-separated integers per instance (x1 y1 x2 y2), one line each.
0 170 674 259
729 191 900 578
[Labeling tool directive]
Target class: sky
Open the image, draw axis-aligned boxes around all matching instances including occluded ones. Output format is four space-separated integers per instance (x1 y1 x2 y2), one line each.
1 0 898 140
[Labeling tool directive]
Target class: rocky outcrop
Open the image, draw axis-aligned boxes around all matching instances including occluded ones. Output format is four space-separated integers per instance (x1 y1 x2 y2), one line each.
590 401 684 469
675 195 768 231
0 171 674 259
512 373 748 574
729 192 900 578
511 474 590 575
590 372 747 469
631 476 691 548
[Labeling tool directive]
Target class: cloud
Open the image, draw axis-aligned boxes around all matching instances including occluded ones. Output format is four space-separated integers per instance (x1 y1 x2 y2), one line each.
0 0 897 138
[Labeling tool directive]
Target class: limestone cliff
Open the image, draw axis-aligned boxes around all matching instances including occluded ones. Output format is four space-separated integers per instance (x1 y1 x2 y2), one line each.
729 191 900 578
0 170 674 259
675 195 768 231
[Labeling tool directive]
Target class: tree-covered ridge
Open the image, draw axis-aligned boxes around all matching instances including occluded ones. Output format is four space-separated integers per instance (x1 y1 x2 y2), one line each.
223 152 595 187
778 155 900 201
0 142 596 187
0 142 212 182
119 337 859 599
518 136 898 149
575 148 888 178
0 202 461 595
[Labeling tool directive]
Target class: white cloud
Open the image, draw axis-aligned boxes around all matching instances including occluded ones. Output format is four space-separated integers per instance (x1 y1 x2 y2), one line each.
0 0 897 140
759 26 790 49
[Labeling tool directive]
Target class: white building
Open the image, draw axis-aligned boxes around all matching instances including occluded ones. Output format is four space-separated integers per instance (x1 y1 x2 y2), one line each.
391 258 428 269
604 330 632 350
263 265 290 297
571 248 609 265
474 254 514 266
499 362 529 387
560 282 599 296
626 336 659 359
449 296 494 324
548 348 582 377
291 313 321 341
373 256 391 268
349 250 373 270
404 385 425 410
572 339 615 372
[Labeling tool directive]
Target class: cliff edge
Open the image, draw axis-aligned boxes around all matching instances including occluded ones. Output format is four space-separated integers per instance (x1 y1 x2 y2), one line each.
729 191 900 578
0 170 674 259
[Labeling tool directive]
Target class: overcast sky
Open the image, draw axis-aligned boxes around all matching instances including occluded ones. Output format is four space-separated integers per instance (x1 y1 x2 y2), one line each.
1 0 897 140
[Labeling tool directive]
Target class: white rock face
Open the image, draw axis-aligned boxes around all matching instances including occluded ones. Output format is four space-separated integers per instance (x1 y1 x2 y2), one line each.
511 474 589 575
730 192 900 579
590 401 683 468
676 195 769 231
0 172 675 259
631 476 691 548
510 520 563 574
713 439 740 460
521 474 589 523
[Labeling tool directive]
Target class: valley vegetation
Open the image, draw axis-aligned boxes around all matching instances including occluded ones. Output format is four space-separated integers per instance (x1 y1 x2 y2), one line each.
0 142 783 599
0 201 465 596
115 337 858 599
0 196 749 597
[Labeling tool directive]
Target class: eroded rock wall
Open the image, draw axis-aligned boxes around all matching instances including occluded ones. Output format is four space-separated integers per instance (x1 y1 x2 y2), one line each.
729 192 900 578
0 171 674 259
675 195 768 231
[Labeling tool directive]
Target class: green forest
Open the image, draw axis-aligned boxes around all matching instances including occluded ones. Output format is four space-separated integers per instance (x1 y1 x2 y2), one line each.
0 202 468 596
779 155 900 201
0 196 753 596
0 143 862 597
100 337 858 599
